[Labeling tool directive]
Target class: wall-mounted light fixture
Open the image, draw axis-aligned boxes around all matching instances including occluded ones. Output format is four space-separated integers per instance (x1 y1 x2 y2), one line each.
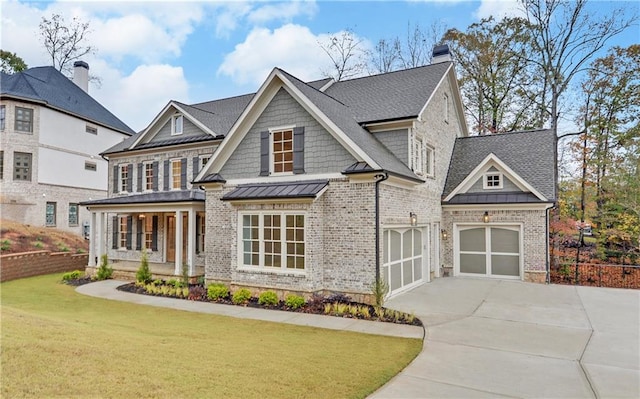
409 212 418 226
441 229 448 240
198 185 206 191
483 211 490 223
138 214 146 220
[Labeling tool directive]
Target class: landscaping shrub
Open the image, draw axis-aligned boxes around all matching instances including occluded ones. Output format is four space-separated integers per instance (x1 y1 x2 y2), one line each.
258 291 278 306
232 288 251 305
0 239 10 251
284 294 305 310
188 285 207 301
95 254 113 280
136 250 152 284
62 270 83 281
207 283 229 301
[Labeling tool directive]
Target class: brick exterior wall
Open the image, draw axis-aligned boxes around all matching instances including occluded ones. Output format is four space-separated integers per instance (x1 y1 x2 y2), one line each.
1 251 89 282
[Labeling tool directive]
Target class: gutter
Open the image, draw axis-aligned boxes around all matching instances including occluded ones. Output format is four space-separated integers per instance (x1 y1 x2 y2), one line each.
374 172 389 286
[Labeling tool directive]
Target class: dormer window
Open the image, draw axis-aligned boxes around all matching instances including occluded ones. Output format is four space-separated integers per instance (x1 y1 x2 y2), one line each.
171 114 183 136
484 172 503 189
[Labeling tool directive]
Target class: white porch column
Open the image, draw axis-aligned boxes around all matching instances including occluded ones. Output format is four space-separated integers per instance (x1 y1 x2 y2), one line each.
175 211 183 275
97 212 106 264
88 211 96 267
187 209 196 276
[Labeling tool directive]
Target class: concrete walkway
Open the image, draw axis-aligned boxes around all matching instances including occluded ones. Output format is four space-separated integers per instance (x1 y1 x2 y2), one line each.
75 280 423 339
372 278 640 398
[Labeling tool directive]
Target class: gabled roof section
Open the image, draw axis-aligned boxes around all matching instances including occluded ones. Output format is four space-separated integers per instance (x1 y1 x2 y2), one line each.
443 129 556 203
323 62 452 123
1 66 134 135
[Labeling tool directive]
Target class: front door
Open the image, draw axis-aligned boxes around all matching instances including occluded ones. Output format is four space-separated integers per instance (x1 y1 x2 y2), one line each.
166 215 188 263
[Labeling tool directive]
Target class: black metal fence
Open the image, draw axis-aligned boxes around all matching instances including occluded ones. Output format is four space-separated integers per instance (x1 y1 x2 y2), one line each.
550 260 640 289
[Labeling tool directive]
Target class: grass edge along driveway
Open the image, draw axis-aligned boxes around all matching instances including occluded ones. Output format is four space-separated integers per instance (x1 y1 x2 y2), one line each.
1 274 421 399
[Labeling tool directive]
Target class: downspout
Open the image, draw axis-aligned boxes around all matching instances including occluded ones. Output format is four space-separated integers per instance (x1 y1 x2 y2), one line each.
546 205 554 284
374 172 389 286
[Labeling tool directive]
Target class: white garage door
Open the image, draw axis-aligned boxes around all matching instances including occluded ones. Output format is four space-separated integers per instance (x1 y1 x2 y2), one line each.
457 225 521 278
383 228 425 296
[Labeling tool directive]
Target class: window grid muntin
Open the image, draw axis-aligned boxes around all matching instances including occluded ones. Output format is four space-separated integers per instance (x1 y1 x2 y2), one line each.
170 159 181 189
285 215 305 270
484 173 502 189
272 129 293 173
242 215 260 266
144 216 153 250
144 162 154 191
13 152 31 181
45 202 56 226
68 203 78 226
119 216 128 249
197 213 206 253
263 215 282 267
15 107 33 132
119 164 129 192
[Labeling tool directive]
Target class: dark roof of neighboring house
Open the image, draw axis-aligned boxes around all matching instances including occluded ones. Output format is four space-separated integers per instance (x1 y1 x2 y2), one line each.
80 190 204 206
0 66 134 135
443 129 556 202
222 180 329 201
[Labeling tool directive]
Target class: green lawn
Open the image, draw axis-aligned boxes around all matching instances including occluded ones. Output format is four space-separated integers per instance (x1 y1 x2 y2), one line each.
1 274 422 398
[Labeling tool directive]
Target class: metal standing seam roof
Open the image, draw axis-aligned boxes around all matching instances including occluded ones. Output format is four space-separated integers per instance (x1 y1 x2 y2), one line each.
79 190 204 206
0 66 134 135
222 180 329 201
443 129 557 203
445 192 543 204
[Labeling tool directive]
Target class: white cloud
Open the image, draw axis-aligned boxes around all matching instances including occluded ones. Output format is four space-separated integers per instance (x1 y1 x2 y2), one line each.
474 0 525 20
247 0 317 25
218 24 371 86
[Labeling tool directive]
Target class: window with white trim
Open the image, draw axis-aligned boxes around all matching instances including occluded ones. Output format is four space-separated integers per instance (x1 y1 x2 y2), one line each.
240 212 305 270
15 106 33 133
200 155 210 170
425 145 435 177
171 114 183 135
46 202 56 226
68 203 78 226
119 164 129 192
443 93 449 123
484 172 503 189
197 213 206 253
144 216 153 250
170 159 181 189
144 161 154 191
119 216 129 249
271 129 293 173
413 136 424 175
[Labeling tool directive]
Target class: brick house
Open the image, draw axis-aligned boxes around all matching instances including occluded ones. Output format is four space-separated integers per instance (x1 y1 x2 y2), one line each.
82 47 555 299
1 62 134 235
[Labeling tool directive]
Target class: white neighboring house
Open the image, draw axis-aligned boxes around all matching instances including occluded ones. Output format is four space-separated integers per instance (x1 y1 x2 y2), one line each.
0 62 134 235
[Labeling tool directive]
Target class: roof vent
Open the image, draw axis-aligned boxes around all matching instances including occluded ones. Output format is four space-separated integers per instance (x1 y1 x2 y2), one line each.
73 61 89 93
431 44 452 64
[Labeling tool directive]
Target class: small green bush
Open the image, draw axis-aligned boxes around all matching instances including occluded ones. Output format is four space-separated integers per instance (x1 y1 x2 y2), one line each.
232 288 252 305
136 250 152 283
56 242 69 252
62 270 83 281
1 239 11 251
258 291 278 306
207 283 229 301
284 294 305 310
95 254 113 280
33 241 44 249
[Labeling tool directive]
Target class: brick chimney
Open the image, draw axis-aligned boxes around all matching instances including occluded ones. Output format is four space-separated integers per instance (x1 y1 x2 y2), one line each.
431 44 452 64
72 61 89 93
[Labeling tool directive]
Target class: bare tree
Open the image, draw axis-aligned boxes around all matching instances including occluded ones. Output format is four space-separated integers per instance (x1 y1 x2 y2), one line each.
368 38 401 74
399 21 446 69
39 14 94 75
319 29 367 81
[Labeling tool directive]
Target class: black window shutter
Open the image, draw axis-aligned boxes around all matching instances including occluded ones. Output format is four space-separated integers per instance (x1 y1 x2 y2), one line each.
113 165 118 193
195 214 201 254
137 163 143 192
126 216 133 249
163 160 170 191
193 157 200 179
151 215 158 251
112 216 118 249
152 161 159 191
127 163 133 192
293 126 305 174
260 131 270 176
136 218 143 250
180 158 187 189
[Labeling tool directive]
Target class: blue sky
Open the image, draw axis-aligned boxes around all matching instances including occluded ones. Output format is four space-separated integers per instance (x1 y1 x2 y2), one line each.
2 0 638 131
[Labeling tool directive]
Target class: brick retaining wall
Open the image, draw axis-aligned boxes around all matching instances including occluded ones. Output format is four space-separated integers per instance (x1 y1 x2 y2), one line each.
0 251 89 282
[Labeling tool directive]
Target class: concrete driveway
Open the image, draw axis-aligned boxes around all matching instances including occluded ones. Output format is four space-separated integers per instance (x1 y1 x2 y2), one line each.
371 278 640 398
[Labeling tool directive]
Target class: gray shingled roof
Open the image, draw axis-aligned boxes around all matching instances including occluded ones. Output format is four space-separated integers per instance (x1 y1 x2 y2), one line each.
279 69 422 182
443 129 556 202
323 62 452 123
80 190 204 206
222 180 328 201
1 66 134 135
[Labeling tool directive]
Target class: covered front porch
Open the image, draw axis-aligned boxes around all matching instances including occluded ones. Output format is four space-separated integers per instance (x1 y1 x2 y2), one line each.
80 190 206 278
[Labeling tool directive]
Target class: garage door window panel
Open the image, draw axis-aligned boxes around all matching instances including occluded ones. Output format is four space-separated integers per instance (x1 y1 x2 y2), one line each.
383 228 423 294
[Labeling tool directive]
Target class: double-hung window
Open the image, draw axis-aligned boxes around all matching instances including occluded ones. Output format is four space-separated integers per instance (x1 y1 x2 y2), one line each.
240 212 305 271
119 164 129 192
13 152 31 181
144 162 154 191
68 203 79 226
171 114 183 135
119 216 129 249
144 216 153 250
15 107 33 133
272 129 293 173
170 159 181 189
